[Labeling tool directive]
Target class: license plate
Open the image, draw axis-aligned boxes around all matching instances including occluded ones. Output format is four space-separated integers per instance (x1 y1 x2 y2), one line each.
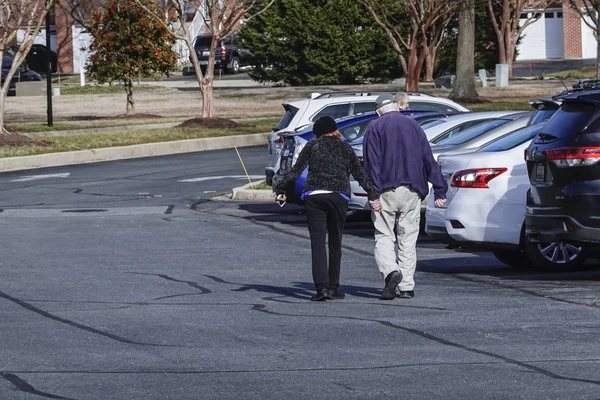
534 163 546 182
202 51 209 56
283 150 290 157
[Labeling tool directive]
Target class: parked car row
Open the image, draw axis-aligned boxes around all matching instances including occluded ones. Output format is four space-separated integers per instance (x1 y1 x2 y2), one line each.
269 88 600 271
427 89 600 270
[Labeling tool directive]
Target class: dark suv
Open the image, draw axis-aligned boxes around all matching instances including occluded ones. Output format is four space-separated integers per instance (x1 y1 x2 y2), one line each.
525 90 600 268
191 34 250 74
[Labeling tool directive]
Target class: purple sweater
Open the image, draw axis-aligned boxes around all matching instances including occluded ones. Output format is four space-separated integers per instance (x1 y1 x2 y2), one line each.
363 112 448 200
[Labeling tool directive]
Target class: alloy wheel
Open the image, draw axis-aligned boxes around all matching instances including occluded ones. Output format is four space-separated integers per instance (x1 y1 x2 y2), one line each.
537 241 582 264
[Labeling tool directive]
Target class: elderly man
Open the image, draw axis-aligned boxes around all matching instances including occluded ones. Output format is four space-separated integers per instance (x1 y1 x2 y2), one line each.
363 94 447 300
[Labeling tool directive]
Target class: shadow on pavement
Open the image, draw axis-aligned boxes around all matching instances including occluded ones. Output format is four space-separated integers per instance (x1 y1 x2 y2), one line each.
231 281 381 300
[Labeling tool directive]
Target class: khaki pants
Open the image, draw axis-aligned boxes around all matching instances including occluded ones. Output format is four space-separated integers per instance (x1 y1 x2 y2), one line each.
372 186 421 291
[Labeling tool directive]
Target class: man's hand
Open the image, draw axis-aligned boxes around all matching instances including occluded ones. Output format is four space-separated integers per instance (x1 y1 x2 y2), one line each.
369 199 382 212
434 198 447 208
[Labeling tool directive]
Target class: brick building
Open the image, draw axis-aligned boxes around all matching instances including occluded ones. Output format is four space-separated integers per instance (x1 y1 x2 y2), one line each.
517 1 598 60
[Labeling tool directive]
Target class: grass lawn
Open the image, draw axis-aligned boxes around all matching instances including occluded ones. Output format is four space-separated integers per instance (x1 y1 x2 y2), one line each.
0 118 278 158
59 84 167 95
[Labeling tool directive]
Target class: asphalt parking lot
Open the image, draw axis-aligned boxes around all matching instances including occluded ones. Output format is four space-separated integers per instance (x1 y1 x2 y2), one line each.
1 146 600 399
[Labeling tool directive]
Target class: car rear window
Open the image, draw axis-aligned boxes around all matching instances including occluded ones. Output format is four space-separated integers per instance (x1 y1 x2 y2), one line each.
437 118 510 146
275 105 299 131
538 100 596 139
479 123 544 152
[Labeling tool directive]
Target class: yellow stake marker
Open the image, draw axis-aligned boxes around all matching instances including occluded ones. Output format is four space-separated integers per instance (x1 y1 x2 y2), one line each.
234 146 255 190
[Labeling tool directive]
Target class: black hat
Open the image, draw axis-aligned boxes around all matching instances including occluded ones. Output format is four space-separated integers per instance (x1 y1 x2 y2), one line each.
313 116 337 137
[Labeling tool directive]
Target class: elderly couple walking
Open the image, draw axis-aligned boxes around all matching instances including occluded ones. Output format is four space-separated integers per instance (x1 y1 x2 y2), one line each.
274 94 448 301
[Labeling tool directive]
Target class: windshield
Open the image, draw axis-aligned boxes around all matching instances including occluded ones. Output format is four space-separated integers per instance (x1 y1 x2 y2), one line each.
436 118 510 146
421 119 446 130
479 123 544 152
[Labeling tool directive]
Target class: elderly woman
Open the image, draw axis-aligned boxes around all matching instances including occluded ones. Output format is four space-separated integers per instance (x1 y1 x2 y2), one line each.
274 116 379 301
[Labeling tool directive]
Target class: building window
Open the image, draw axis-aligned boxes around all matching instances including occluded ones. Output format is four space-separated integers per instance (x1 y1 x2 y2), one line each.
557 12 563 18
545 12 554 19
520 12 529 19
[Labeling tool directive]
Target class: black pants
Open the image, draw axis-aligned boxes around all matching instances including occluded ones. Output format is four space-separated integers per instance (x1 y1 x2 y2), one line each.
304 193 349 291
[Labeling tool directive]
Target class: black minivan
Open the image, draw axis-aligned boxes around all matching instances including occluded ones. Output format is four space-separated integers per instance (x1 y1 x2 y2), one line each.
525 90 600 269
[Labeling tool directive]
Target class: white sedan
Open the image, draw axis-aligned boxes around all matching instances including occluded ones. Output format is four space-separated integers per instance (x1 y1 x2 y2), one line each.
425 123 587 270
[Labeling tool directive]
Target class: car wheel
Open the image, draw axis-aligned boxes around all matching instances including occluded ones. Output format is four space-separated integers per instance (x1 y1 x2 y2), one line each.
525 240 588 271
492 249 532 268
228 57 240 74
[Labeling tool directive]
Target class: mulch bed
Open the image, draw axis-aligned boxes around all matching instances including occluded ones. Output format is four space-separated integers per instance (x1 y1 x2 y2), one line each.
178 117 244 129
0 133 51 147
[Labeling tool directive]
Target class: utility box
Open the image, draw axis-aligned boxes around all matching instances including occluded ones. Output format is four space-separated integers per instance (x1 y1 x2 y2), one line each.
495 64 509 87
15 81 46 97
479 69 488 87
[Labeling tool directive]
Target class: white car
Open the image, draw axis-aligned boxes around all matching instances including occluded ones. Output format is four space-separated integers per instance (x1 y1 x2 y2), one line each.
423 111 520 143
266 91 469 185
424 122 587 270
349 112 527 212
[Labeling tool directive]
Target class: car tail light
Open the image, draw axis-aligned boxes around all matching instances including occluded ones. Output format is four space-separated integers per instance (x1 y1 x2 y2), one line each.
451 168 507 189
546 146 600 167
274 137 284 144
221 46 226 61
358 156 364 166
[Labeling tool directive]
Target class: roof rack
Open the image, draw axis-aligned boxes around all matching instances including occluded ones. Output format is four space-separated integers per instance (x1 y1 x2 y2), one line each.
312 91 432 99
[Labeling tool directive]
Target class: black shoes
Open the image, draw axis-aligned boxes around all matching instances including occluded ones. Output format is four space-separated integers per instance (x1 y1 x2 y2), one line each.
398 290 414 299
381 271 402 300
330 289 345 300
310 288 332 301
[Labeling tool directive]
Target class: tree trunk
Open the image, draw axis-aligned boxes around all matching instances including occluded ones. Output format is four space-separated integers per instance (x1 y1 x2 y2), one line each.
424 50 434 82
0 86 6 133
125 78 135 115
450 0 479 100
405 39 424 92
201 78 214 118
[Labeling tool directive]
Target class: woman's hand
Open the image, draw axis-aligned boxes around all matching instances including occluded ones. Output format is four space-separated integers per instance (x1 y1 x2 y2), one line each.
272 192 287 203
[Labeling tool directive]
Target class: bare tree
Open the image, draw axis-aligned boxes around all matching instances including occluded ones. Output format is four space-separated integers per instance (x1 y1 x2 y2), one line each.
568 0 600 78
357 0 458 91
487 0 548 78
0 0 56 133
58 0 105 28
135 0 274 118
450 0 480 101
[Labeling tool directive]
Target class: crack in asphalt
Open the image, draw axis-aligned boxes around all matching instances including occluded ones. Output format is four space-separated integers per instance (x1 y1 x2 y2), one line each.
3 358 600 375
0 289 179 347
126 272 212 295
250 304 600 387
0 372 77 400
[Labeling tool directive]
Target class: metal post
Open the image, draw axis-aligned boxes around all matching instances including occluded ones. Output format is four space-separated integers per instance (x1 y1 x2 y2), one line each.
45 10 53 127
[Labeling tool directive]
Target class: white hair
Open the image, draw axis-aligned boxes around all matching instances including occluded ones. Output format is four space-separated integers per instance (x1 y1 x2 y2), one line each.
377 102 399 115
395 92 410 109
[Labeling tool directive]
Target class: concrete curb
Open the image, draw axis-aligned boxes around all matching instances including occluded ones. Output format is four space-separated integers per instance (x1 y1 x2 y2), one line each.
0 132 268 172
25 122 181 138
231 180 272 202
